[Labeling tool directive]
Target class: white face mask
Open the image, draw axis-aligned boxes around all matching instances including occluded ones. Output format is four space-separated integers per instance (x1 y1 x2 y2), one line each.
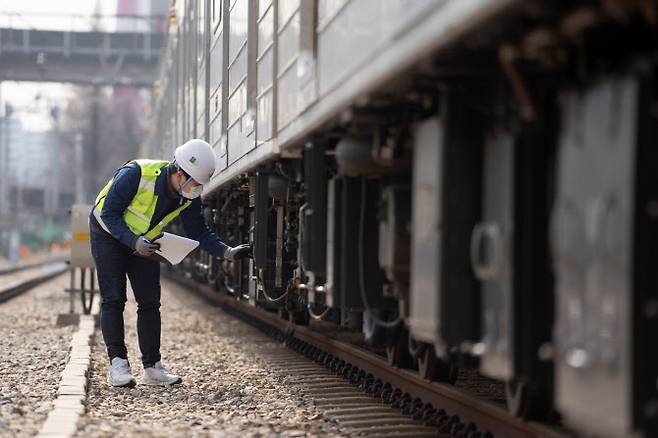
182 184 203 199
178 175 203 199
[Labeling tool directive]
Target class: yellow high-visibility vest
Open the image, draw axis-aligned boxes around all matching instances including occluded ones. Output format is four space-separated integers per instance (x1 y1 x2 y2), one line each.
92 159 191 240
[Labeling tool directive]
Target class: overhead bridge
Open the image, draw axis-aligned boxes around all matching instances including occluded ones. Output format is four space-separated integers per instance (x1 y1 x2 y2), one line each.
0 28 164 86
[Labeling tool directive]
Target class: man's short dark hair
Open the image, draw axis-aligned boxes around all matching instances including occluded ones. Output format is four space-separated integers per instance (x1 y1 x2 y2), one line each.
169 161 190 179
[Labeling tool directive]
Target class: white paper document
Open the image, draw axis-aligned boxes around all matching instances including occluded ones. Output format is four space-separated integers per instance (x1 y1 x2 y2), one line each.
153 232 199 265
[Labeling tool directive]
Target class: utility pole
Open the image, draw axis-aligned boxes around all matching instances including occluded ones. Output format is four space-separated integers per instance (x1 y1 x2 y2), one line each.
74 133 85 204
0 83 7 225
3 102 17 262
48 106 61 215
90 86 100 201
0 83 6 257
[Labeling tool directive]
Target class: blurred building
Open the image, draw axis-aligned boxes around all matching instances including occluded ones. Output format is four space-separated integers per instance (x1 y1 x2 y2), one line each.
5 119 63 222
116 0 169 33
110 0 170 165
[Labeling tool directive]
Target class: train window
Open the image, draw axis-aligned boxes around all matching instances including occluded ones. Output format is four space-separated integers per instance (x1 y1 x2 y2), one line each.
212 0 223 33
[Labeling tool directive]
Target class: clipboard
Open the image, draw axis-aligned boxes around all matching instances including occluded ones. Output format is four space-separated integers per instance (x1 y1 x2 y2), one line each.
137 232 200 265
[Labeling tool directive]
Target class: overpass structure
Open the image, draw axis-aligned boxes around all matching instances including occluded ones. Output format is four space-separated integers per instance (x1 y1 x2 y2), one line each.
0 28 164 86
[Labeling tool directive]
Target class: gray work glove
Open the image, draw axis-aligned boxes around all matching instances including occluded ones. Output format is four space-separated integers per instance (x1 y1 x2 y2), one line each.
133 236 161 257
224 243 252 261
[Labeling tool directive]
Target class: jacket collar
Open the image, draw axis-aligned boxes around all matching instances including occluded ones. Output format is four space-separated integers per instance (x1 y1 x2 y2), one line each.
163 165 181 200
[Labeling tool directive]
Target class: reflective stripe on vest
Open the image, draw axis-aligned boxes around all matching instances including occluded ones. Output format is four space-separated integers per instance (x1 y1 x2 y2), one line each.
93 159 192 239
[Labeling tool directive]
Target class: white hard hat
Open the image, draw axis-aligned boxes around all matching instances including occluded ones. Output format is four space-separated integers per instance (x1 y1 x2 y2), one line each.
174 139 215 184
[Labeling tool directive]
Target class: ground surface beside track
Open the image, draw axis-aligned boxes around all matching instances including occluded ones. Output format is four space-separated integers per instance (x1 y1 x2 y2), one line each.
76 279 347 438
0 274 73 438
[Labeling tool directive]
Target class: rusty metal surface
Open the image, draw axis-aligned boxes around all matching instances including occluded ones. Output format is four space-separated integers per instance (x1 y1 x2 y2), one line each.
166 273 566 438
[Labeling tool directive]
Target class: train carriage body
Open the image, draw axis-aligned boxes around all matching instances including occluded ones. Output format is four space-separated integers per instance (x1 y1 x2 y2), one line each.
142 1 658 436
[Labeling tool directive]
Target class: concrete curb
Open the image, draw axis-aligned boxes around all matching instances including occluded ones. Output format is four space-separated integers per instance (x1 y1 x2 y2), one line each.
37 314 97 438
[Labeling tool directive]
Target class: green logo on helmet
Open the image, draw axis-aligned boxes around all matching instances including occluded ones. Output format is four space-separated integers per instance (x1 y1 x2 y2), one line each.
189 156 197 164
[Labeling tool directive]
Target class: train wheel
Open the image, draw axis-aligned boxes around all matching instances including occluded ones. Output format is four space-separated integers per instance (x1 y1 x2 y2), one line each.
288 307 310 326
505 378 552 420
505 379 528 417
416 344 458 384
386 329 414 369
277 307 289 321
362 310 388 345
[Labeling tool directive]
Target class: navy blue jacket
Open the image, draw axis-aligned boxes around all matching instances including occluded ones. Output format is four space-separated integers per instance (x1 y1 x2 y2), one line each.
89 162 228 257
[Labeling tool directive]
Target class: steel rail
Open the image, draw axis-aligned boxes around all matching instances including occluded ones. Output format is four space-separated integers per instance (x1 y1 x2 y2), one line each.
0 255 68 276
167 273 566 438
0 262 68 304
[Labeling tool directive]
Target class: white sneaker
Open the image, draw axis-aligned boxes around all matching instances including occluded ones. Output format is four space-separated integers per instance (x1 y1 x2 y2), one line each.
141 361 182 386
107 357 136 388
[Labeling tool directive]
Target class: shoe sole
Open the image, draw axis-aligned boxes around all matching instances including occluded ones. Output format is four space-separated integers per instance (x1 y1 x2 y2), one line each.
141 377 183 387
108 379 137 388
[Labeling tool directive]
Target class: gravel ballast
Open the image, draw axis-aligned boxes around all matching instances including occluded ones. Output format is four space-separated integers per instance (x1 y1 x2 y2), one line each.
0 273 74 438
77 279 346 437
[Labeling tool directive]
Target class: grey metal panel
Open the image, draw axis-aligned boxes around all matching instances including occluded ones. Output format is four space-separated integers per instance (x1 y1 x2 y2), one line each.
259 0 273 17
229 50 248 92
256 0 276 144
209 0 227 169
317 0 348 31
227 0 256 165
198 0 207 63
257 88 274 143
298 0 317 112
174 31 182 146
210 112 223 148
278 0 299 26
203 138 276 196
197 111 207 141
219 0 231 170
209 36 224 144
277 10 299 72
317 0 435 97
274 0 317 133
302 143 327 276
211 0 223 33
201 0 212 143
210 24 224 97
325 178 340 307
475 131 515 381
409 117 443 345
257 2 274 57
409 95 483 355
181 14 190 141
277 58 299 129
553 77 638 438
276 8 300 129
277 0 519 153
229 0 249 61
257 54 274 87
188 0 198 139
253 173 269 270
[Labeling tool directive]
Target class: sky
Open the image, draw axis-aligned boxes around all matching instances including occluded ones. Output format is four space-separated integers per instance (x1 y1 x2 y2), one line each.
0 0 118 31
0 0 120 131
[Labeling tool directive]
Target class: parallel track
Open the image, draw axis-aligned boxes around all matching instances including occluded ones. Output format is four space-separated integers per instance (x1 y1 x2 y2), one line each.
0 255 66 276
0 261 68 304
168 273 566 438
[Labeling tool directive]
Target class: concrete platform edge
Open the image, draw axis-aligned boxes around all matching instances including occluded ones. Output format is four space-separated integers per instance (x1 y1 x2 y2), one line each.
37 305 99 438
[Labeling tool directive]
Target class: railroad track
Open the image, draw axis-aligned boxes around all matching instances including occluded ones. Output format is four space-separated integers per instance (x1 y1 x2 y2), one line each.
0 259 68 304
0 255 66 276
269 350 441 437
167 273 567 438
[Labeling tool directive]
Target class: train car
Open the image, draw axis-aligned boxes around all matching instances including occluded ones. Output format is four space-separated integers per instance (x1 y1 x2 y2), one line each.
142 1 658 436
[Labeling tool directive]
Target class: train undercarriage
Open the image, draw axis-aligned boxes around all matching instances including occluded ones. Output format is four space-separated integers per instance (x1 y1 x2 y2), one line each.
158 2 658 436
